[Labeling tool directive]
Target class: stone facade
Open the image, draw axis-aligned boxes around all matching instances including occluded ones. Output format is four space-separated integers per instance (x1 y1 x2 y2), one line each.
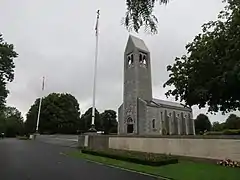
118 35 195 135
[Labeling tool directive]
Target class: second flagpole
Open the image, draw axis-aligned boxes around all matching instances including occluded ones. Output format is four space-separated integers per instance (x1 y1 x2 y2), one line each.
36 76 45 133
90 10 100 132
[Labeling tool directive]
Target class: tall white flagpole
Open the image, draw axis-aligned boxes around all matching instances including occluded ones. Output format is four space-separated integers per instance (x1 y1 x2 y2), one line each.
36 76 45 133
90 10 100 131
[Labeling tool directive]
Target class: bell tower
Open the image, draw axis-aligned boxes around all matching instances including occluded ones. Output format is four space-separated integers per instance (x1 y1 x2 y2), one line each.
123 35 152 134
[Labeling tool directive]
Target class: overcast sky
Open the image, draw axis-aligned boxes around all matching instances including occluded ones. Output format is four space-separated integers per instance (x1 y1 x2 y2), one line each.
1 0 238 122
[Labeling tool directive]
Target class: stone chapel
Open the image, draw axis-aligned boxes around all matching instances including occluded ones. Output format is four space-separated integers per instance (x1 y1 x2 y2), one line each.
118 35 195 135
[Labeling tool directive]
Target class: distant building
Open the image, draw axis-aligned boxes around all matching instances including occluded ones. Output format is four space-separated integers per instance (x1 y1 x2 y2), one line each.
118 35 195 135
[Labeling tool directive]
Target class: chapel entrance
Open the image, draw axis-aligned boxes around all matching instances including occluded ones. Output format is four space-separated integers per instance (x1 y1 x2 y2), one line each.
127 124 134 133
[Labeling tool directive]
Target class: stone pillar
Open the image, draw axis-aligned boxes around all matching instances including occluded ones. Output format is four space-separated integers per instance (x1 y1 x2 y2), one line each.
187 114 194 135
168 113 172 135
165 110 170 135
173 111 178 135
177 116 181 135
160 111 163 135
192 118 196 135
185 115 189 135
181 113 186 135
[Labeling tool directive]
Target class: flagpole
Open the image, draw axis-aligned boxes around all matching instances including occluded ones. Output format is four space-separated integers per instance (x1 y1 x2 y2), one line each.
36 76 45 133
90 10 100 132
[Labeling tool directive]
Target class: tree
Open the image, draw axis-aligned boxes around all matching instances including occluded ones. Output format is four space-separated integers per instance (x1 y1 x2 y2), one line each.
194 114 212 134
164 0 240 113
0 106 24 137
100 110 118 134
225 114 240 129
0 113 6 134
212 121 225 131
124 0 169 34
79 107 102 133
0 34 18 110
25 93 81 134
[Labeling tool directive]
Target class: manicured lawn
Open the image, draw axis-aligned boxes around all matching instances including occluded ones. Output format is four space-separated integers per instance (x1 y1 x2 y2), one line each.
67 151 240 180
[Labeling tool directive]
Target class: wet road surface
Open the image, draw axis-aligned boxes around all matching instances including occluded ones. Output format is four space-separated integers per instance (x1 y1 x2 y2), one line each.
0 138 157 180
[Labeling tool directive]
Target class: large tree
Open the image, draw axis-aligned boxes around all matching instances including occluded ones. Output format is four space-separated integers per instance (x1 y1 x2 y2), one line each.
79 107 102 133
0 106 24 137
164 0 240 113
194 114 212 134
212 121 225 132
0 34 18 110
225 114 240 129
123 0 169 33
100 110 118 134
25 93 81 134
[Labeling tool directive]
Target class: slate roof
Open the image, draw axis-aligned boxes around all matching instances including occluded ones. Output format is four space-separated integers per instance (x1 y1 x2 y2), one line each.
129 35 149 52
147 98 192 111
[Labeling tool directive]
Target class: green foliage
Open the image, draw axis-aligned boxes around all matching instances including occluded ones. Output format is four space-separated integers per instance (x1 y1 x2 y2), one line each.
0 34 18 110
82 148 178 166
204 131 224 135
205 129 240 135
212 121 225 131
79 108 118 133
100 110 118 134
223 129 240 135
79 107 101 132
25 93 81 134
225 114 240 129
0 106 24 137
124 0 169 34
194 114 212 134
164 0 240 113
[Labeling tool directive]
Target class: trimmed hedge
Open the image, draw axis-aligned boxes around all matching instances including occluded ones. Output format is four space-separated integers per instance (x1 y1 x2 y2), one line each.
81 148 178 166
205 129 240 135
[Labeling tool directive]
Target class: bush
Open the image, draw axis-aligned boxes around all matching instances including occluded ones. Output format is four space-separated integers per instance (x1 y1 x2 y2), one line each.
222 129 240 135
81 148 178 166
204 131 223 135
204 129 240 135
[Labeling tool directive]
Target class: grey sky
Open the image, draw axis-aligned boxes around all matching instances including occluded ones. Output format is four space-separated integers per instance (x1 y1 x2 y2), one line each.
1 0 238 122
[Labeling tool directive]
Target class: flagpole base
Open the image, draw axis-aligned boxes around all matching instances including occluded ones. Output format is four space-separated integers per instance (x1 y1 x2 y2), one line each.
88 124 97 133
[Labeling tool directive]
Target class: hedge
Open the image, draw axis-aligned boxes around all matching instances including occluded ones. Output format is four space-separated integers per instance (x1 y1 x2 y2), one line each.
81 148 178 166
205 129 240 135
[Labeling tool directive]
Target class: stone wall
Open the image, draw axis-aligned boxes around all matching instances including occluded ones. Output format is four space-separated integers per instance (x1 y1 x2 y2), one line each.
109 136 240 161
80 135 240 161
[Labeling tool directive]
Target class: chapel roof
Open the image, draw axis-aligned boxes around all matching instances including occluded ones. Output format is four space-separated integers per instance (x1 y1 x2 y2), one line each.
147 98 192 111
128 35 149 52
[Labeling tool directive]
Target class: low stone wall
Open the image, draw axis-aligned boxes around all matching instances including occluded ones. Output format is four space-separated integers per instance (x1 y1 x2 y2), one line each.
80 135 240 161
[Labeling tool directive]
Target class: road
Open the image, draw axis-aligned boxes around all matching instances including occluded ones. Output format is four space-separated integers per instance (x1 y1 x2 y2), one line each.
0 139 156 180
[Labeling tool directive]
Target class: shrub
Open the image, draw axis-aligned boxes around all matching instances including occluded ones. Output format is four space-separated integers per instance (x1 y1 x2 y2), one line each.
204 129 240 135
81 148 178 166
204 131 223 135
222 129 240 135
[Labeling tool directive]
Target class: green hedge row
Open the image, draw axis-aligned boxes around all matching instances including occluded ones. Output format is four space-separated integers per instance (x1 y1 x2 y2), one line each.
81 148 178 166
205 129 240 135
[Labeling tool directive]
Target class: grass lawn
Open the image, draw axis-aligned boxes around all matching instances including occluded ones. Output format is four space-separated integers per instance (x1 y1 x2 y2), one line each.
67 151 240 180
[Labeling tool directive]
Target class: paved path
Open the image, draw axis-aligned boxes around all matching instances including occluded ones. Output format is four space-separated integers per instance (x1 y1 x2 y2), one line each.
0 139 156 180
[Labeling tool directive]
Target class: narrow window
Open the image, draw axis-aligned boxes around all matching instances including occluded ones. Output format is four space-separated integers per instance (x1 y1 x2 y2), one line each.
127 53 134 67
152 119 156 129
139 52 147 67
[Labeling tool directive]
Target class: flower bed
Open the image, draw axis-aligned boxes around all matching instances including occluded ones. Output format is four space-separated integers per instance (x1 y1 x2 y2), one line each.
217 159 240 168
81 148 178 166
